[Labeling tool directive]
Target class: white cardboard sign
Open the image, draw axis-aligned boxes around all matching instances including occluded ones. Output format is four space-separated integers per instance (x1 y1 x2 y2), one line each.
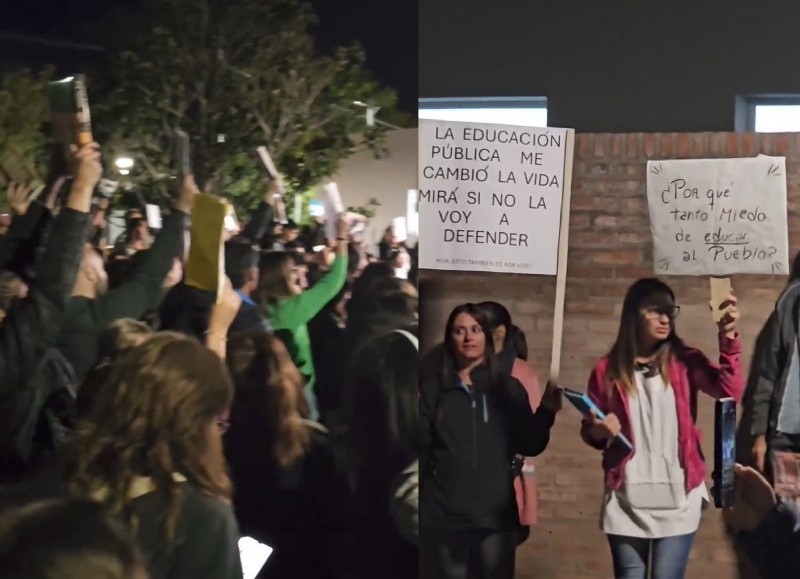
418 120 569 275
647 156 789 276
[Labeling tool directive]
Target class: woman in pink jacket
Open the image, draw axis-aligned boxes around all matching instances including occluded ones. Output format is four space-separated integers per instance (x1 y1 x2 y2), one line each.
478 301 542 543
580 278 743 579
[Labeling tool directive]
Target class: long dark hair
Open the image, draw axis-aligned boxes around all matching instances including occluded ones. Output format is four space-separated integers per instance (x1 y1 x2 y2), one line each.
606 278 685 395
225 332 310 468
442 303 500 387
478 301 528 360
347 330 418 488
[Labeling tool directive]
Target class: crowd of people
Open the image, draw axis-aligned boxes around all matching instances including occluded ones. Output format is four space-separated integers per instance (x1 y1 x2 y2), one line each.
2 133 800 579
0 139 420 579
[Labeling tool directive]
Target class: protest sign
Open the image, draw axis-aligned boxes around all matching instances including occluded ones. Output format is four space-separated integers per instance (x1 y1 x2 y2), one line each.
646 156 789 276
418 120 571 275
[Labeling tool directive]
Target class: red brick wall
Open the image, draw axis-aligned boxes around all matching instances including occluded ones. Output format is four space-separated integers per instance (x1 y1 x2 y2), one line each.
419 132 800 578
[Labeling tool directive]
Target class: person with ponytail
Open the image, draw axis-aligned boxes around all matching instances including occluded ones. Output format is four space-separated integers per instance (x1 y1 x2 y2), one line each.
478 301 542 544
580 278 744 579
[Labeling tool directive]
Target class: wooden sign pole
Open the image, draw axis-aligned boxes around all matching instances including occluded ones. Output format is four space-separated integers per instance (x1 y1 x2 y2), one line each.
549 129 576 382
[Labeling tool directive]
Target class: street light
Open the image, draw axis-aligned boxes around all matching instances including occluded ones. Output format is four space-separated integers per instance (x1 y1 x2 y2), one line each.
115 157 134 176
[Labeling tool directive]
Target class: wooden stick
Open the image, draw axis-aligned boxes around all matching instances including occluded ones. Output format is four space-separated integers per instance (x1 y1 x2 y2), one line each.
710 276 733 322
550 129 575 382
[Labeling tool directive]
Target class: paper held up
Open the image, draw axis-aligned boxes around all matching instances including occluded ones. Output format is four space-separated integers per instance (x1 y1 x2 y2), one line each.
392 216 408 243
256 146 280 181
646 156 789 276
145 204 162 230
185 194 227 302
47 75 93 148
321 182 345 242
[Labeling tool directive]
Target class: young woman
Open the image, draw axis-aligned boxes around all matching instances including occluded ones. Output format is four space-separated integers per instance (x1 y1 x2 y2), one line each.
65 333 242 579
580 278 744 579
420 303 559 579
259 216 349 421
224 332 351 579
479 301 542 541
345 329 420 579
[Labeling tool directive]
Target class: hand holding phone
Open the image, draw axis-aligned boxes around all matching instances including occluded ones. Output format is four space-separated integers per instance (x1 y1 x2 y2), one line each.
713 397 737 508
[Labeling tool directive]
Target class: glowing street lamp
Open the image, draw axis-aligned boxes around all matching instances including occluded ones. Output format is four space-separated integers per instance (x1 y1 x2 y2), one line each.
115 157 134 175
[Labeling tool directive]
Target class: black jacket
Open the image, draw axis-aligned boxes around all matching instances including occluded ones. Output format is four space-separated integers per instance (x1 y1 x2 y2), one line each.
419 364 554 531
57 210 186 383
0 208 90 480
749 280 800 445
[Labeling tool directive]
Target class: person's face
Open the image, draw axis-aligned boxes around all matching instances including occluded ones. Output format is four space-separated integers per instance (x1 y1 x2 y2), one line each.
286 263 306 294
201 410 229 473
451 313 486 364
638 294 679 348
81 245 109 296
283 228 299 242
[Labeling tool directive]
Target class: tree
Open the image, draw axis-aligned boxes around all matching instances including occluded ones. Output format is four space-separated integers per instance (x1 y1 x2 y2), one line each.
94 0 402 216
0 68 51 192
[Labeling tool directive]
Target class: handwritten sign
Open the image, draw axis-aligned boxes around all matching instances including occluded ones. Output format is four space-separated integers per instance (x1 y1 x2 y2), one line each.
418 120 570 275
647 156 789 276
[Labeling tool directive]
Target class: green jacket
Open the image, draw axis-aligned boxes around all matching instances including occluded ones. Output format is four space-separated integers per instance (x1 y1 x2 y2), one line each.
265 254 348 390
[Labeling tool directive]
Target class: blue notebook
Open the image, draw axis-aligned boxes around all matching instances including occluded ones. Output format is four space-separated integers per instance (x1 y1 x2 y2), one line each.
562 387 634 451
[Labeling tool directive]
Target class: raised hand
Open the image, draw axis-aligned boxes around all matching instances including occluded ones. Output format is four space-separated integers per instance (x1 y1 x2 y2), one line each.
712 292 739 338
6 182 34 216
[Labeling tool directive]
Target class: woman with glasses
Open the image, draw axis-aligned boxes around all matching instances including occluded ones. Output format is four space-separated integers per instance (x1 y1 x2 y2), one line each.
579 278 744 579
64 332 242 579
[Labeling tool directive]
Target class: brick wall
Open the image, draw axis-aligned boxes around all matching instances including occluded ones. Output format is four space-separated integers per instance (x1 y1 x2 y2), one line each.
419 132 800 579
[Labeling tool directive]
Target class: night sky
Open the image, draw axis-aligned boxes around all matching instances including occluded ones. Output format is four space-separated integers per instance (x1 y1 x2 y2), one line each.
0 0 417 113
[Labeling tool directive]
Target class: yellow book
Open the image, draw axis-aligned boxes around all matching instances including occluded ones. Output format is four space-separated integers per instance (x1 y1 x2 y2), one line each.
185 194 227 302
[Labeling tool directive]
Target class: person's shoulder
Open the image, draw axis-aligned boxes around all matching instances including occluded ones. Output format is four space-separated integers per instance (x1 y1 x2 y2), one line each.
590 356 610 374
776 280 800 314
177 484 238 526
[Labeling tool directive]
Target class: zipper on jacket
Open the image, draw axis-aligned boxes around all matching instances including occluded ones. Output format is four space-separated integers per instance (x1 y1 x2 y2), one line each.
471 396 478 468
482 394 488 424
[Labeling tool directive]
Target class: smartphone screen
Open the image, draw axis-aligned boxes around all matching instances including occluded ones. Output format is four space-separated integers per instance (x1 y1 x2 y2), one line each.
714 398 736 508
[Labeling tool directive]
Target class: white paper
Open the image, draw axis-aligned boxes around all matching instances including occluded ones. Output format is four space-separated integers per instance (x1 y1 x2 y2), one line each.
321 182 344 242
392 216 408 242
98 179 119 196
293 195 302 224
239 536 273 579
418 120 570 275
145 204 162 229
646 156 789 276
275 195 288 224
406 189 419 236
256 146 279 180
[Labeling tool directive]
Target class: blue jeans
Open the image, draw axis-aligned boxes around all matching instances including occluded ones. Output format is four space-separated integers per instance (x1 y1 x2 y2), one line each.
607 533 696 579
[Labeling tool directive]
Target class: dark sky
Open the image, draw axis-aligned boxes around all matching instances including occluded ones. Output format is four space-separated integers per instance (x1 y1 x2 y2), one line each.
0 0 416 112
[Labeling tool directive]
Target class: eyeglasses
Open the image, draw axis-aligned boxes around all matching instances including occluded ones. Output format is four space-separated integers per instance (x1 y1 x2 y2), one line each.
215 418 231 434
643 305 681 319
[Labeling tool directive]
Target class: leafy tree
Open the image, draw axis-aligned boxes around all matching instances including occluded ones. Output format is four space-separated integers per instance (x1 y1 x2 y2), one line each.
93 0 402 216
0 68 51 192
